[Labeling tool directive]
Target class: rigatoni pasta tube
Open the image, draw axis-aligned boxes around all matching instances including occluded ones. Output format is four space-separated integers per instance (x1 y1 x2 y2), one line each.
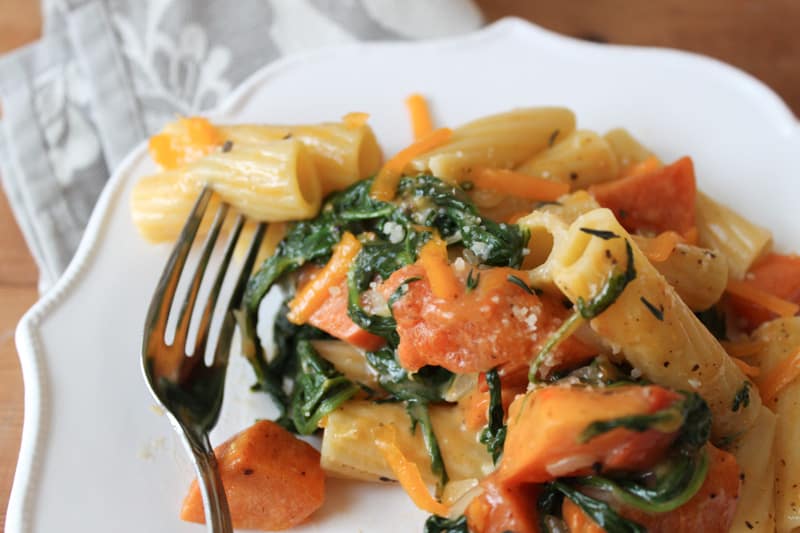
631 237 729 311
515 130 619 190
728 406 776 533
184 139 322 221
551 208 760 439
752 317 800 533
218 122 382 194
320 401 492 485
603 128 656 170
695 191 772 279
130 170 217 242
409 107 576 182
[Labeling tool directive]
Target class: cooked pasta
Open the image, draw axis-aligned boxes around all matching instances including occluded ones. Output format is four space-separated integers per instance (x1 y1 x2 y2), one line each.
408 107 576 182
729 406 777 533
752 317 800 533
551 208 760 439
320 401 492 484
696 191 772 280
515 129 619 189
603 127 658 170
632 237 730 311
133 104 800 533
217 121 382 194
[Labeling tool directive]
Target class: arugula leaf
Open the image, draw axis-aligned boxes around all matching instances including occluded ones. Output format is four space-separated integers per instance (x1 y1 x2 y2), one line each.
579 392 711 455
575 449 709 514
406 400 448 492
365 347 453 403
551 481 646 533
288 340 360 435
479 368 507 463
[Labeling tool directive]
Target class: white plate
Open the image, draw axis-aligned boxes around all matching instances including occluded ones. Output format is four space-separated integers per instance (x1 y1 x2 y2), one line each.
8 18 800 533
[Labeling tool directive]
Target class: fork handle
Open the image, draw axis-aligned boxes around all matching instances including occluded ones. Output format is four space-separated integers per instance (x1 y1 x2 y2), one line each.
190 433 234 533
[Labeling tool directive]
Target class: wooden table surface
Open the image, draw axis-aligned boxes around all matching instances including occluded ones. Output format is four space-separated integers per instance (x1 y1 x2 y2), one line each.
0 0 798 528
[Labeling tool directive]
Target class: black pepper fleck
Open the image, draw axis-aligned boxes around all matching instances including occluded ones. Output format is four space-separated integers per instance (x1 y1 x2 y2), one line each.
243 468 254 476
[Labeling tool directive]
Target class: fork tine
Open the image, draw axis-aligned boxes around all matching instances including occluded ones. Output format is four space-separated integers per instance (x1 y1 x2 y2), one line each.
191 213 245 359
173 202 230 354
143 186 213 357
212 222 267 368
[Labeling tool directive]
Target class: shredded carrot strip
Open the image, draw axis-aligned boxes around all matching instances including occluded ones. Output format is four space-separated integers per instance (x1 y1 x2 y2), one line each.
726 279 800 318
370 128 452 201
374 426 449 516
620 155 661 179
722 340 767 358
405 94 434 140
343 111 370 129
640 231 683 263
758 347 800 404
471 168 570 201
419 235 461 300
682 226 699 245
732 357 761 378
287 232 362 324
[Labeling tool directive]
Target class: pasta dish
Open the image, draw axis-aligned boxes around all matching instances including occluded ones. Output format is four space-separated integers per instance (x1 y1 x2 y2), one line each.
131 97 800 533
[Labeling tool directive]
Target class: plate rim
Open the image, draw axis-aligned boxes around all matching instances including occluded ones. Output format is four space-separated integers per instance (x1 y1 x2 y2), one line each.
6 16 800 532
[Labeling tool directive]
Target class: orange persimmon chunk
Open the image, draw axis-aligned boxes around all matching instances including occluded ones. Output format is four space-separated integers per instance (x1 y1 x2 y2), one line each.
380 264 595 374
620 445 740 533
498 385 681 485
305 278 385 351
589 156 696 235
180 420 325 531
465 478 540 533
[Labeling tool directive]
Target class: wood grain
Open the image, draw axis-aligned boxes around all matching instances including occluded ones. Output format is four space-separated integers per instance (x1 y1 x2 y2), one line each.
0 0 41 528
477 0 800 117
0 0 798 528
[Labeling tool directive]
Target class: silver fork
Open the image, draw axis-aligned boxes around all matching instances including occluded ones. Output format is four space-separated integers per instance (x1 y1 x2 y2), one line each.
142 186 265 532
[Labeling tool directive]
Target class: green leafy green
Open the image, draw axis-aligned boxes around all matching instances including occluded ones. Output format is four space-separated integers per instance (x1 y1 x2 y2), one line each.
551 481 646 533
288 341 360 434
576 239 637 319
479 368 507 463
579 227 620 240
406 400 448 492
466 269 480 292
507 274 535 295
579 392 711 455
575 449 709 514
423 514 468 533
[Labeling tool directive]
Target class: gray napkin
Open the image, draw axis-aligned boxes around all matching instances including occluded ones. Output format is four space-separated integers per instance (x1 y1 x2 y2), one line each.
0 0 483 290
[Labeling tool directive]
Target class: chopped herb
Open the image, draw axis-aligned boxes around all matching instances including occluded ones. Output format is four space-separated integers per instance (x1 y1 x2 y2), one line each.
579 227 620 240
424 514 468 533
221 139 233 152
507 274 534 295
466 269 481 292
479 368 507 463
640 296 664 321
732 381 751 412
548 129 560 147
